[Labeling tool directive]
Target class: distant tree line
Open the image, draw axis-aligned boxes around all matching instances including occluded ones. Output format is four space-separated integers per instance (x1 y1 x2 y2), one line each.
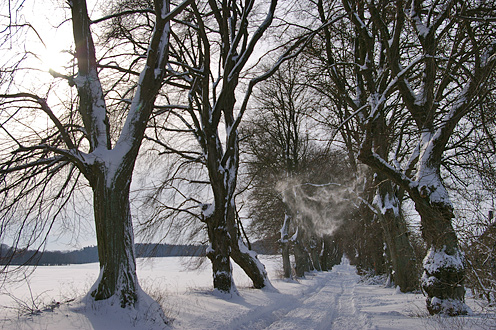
0 243 207 266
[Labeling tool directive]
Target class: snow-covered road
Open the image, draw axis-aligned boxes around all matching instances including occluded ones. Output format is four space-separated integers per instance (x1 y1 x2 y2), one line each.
169 258 403 330
261 262 368 330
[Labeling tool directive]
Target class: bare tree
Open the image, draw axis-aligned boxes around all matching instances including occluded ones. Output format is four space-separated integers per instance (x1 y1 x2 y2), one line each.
242 57 356 278
353 0 496 315
140 0 283 294
304 0 418 290
0 0 190 308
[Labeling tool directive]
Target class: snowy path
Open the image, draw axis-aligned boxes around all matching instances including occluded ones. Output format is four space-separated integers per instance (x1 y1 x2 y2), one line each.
172 259 373 330
262 263 368 330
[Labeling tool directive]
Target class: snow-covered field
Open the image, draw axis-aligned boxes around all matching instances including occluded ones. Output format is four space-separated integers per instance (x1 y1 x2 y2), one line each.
1 256 495 330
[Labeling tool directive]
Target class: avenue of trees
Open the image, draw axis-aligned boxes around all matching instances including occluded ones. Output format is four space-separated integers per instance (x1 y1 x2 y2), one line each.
1 0 496 318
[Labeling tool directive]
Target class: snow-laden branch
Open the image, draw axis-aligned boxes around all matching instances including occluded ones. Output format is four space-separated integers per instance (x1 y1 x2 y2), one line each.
70 0 109 151
115 0 178 154
368 55 425 121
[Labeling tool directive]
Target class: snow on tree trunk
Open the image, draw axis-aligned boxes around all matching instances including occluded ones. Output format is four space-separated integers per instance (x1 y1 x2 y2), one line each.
411 133 470 315
414 188 469 315
230 237 274 290
203 203 236 295
280 212 292 278
374 180 418 292
226 195 273 289
293 227 311 277
89 164 138 307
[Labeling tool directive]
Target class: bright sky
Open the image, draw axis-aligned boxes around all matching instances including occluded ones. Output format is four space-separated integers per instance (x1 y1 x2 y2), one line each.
0 0 102 251
1 0 105 76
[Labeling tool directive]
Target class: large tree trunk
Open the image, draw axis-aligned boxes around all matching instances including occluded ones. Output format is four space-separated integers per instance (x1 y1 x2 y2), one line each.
414 193 468 315
360 149 470 314
375 179 418 292
203 205 236 294
201 119 237 294
355 182 386 275
293 227 312 277
280 211 292 278
89 166 138 307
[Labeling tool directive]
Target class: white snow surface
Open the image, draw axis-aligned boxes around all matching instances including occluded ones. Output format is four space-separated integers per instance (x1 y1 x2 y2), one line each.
1 256 495 330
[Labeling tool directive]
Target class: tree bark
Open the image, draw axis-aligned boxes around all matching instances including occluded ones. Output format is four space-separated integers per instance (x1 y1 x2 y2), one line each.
321 235 342 270
88 164 138 307
281 242 292 278
309 236 322 271
413 191 468 315
69 0 174 308
320 235 331 271
356 175 386 275
280 210 292 278
375 179 418 292
359 140 470 315
293 227 311 277
204 211 235 294
228 203 273 289
230 237 273 289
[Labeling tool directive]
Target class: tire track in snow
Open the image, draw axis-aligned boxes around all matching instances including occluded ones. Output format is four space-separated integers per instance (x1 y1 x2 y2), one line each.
229 260 370 330
224 273 332 330
263 262 369 330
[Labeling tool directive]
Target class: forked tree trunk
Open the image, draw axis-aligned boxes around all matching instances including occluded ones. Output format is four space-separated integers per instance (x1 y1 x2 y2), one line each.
89 165 138 307
360 149 470 314
375 179 418 292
